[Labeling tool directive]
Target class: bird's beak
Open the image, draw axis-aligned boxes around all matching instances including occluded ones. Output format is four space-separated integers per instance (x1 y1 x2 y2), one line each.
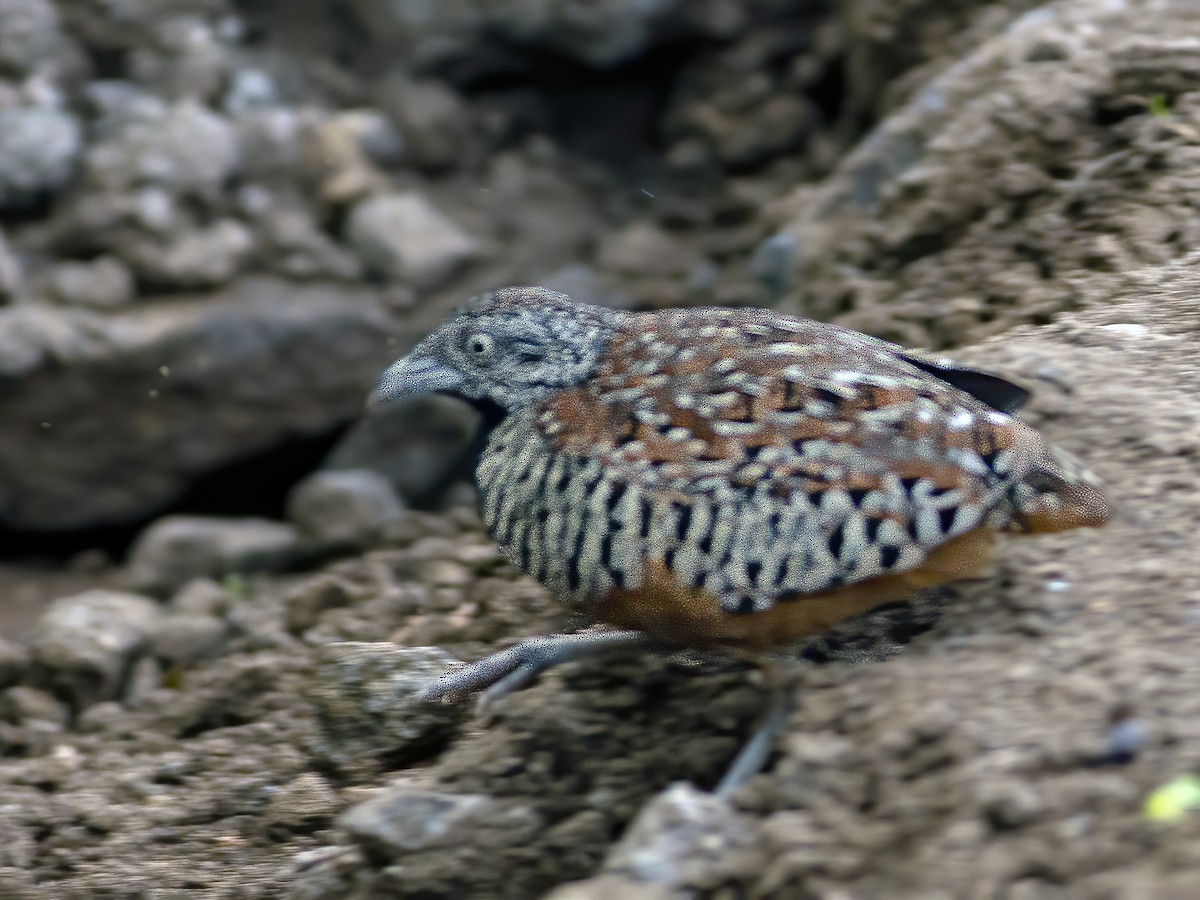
368 355 465 408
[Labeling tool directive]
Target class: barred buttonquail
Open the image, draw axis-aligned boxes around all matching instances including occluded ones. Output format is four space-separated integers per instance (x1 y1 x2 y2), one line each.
370 286 1111 790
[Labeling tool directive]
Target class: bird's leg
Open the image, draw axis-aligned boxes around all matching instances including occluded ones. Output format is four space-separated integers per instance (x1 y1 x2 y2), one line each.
420 628 652 710
715 658 798 796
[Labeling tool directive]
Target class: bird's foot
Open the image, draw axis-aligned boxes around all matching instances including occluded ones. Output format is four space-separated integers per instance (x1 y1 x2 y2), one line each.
715 659 798 796
419 628 651 711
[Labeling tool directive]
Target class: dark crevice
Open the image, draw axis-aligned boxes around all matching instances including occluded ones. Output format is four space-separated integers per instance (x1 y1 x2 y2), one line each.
808 53 848 129
84 45 129 80
0 423 351 565
460 41 703 174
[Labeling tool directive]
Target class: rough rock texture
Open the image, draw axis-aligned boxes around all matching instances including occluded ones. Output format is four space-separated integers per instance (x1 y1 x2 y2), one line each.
0 105 81 211
346 192 481 289
29 590 161 708
308 642 464 778
0 277 405 530
126 515 300 595
286 469 407 553
770 0 1200 348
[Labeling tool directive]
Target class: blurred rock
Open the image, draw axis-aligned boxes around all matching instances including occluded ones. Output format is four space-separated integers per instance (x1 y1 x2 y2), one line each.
223 68 282 115
121 218 254 288
126 515 299 595
340 784 541 856
537 263 632 308
599 783 765 891
0 232 22 302
168 578 235 617
0 105 82 211
86 96 241 199
771 0 1200 348
128 16 229 102
346 192 480 289
252 200 362 281
841 0 1038 121
287 468 407 552
0 638 30 688
264 772 340 833
310 642 465 777
596 221 700 278
148 612 230 667
284 573 362 634
375 76 474 172
47 257 134 308
0 0 62 77
325 394 480 506
343 0 748 72
0 277 408 531
30 590 161 707
300 110 398 206
0 686 67 729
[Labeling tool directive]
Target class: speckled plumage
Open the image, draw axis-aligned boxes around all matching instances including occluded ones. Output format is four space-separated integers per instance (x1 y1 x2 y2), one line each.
374 287 1111 653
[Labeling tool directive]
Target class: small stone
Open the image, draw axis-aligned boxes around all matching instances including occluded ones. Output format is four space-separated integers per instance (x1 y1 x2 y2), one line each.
597 222 697 278
325 394 479 506
124 654 165 705
74 701 130 733
129 17 228 102
169 579 235 617
223 68 282 114
340 785 541 857
0 0 61 77
545 876 673 900
265 772 340 833
257 204 362 281
346 192 479 289
310 643 466 777
0 105 81 211
1097 718 1149 766
375 76 474 171
122 219 255 289
538 264 632 309
0 686 67 728
30 590 162 707
603 783 763 888
0 232 22 302
148 613 229 666
284 574 361 634
86 97 241 198
287 468 407 551
49 257 135 309
300 110 397 204
0 637 30 687
126 516 300 596
981 780 1044 830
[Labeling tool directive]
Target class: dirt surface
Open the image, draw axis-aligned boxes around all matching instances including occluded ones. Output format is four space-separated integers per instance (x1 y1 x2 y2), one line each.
3 1 1200 898
4 273 1200 898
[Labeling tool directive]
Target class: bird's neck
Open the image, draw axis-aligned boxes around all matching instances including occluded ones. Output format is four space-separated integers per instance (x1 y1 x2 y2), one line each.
468 396 507 431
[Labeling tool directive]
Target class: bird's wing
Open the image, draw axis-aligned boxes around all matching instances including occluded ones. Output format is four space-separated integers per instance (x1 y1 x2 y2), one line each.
530 307 1042 612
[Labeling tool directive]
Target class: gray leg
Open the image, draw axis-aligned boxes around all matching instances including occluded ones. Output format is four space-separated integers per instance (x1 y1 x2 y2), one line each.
715 660 796 796
420 629 652 710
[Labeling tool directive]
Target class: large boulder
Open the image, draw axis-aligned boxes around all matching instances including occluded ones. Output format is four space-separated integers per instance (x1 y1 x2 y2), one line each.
766 0 1200 348
0 276 409 530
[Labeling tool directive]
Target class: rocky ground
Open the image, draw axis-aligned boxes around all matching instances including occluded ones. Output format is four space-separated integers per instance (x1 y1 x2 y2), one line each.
3 0 1200 897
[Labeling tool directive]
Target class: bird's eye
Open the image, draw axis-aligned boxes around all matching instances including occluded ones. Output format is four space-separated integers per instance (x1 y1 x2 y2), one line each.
464 333 496 359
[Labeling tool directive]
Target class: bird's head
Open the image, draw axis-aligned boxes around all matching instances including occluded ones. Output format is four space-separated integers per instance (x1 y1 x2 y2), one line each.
370 287 620 417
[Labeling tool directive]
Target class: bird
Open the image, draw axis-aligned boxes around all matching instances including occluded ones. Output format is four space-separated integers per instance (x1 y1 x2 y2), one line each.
369 286 1111 791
